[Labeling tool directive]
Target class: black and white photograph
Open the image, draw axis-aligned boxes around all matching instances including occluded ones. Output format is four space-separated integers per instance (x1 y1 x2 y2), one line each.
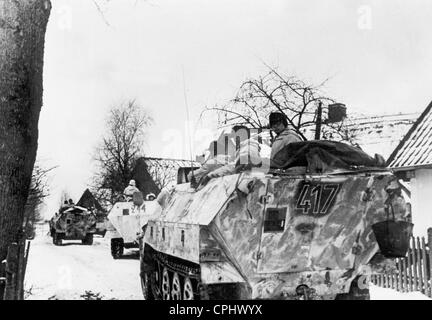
1 0 432 306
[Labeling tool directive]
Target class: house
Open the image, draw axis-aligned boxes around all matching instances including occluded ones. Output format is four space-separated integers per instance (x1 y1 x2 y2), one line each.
76 189 107 231
344 113 418 159
299 112 418 159
77 188 104 213
387 101 432 236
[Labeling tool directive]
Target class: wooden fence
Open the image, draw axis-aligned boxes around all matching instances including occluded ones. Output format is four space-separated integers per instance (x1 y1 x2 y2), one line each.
0 239 31 300
371 228 432 298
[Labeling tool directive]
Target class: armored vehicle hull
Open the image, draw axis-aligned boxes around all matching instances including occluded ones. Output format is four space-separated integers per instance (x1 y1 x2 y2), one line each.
108 200 158 259
49 205 97 246
141 168 409 300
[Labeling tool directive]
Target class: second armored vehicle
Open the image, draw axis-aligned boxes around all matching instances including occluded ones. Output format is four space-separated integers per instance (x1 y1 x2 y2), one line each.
49 205 97 246
107 192 159 259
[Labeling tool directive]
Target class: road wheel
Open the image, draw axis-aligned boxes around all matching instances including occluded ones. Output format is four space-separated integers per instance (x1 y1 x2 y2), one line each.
82 234 93 245
53 232 62 246
335 275 370 300
171 272 181 300
183 277 194 300
162 268 170 300
141 272 155 300
111 239 124 259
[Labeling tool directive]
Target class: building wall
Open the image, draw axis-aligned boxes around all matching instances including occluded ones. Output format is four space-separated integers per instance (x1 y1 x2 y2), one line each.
411 168 432 236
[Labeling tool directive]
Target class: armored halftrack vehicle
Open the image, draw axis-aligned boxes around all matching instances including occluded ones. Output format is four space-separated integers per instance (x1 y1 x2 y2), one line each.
49 205 97 246
107 192 159 259
140 141 413 300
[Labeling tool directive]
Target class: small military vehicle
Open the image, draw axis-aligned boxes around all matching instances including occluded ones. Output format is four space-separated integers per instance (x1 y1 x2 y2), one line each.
49 205 97 246
140 141 412 300
108 192 159 259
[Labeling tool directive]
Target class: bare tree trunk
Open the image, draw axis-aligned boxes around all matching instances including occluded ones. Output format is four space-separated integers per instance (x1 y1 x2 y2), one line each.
0 0 51 299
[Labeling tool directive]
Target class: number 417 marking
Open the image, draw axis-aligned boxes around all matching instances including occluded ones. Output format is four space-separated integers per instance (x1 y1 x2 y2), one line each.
296 184 341 216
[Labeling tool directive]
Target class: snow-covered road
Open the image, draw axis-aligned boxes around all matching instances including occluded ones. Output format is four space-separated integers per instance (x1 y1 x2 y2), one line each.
24 223 143 300
23 224 431 300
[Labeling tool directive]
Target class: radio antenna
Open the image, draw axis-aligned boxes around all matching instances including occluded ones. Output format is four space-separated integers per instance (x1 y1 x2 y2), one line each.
181 66 197 186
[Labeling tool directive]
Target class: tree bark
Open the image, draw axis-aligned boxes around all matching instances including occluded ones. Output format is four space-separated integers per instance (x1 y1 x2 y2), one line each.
0 0 51 298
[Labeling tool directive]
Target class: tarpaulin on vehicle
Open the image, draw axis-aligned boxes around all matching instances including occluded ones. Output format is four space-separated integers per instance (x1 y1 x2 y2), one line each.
271 140 384 172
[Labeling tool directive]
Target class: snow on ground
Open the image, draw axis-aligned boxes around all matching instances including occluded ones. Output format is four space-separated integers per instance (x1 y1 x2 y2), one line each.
24 223 143 300
24 224 432 300
370 284 431 300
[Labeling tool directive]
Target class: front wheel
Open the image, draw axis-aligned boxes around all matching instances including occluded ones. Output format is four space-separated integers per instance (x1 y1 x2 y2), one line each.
141 272 155 300
335 276 370 300
82 234 93 245
111 238 124 259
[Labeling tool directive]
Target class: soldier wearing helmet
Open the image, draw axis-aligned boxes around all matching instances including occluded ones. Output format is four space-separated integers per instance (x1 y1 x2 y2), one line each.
146 193 156 201
269 112 303 161
123 179 140 202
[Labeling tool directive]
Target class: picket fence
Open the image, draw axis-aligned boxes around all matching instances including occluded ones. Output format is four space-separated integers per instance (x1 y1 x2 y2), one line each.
371 229 432 298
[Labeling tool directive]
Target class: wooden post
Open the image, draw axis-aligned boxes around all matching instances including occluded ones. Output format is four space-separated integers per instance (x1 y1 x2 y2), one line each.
402 258 408 292
417 237 424 293
23 241 31 278
388 270 393 289
315 102 322 140
3 243 19 300
422 237 428 295
412 237 418 292
15 237 27 300
0 259 6 297
407 247 413 291
428 228 432 298
398 258 403 292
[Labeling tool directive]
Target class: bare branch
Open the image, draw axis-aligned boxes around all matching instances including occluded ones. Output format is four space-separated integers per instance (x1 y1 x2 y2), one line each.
204 63 356 145
92 0 111 27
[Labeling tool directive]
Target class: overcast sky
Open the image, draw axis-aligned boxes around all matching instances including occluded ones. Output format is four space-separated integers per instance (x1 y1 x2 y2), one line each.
37 0 432 217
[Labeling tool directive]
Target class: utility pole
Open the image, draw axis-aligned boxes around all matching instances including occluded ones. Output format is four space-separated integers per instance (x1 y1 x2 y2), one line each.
315 101 323 140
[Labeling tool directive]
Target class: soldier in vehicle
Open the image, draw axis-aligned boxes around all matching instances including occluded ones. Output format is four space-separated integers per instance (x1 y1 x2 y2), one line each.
188 140 230 186
269 112 303 161
123 179 140 201
216 125 250 160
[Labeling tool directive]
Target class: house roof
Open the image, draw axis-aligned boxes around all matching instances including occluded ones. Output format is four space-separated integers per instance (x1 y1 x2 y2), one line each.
343 113 418 159
387 101 432 169
76 188 104 213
